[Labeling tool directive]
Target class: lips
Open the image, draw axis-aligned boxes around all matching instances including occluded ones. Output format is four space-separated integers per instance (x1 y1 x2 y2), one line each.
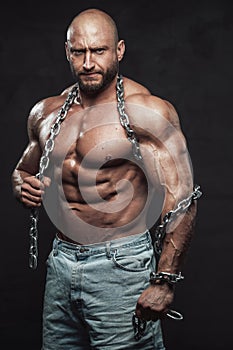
80 72 102 78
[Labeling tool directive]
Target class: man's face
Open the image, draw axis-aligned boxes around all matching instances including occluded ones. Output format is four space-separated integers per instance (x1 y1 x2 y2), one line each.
68 49 119 94
66 20 123 94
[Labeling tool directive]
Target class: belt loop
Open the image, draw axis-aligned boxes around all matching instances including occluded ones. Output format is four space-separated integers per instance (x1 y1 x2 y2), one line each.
106 242 111 259
53 237 59 256
144 230 152 250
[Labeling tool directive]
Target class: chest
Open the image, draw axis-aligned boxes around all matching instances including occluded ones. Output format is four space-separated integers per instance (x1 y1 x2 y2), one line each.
39 104 135 168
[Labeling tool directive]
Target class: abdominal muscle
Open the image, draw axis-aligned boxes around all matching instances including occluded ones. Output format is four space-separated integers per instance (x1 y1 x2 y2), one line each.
56 156 150 243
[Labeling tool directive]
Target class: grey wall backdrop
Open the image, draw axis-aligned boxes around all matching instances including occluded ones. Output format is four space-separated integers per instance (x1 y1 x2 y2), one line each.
1 0 232 349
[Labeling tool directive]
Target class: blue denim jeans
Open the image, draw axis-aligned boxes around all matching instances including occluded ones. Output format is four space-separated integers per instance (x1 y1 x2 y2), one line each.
42 231 165 349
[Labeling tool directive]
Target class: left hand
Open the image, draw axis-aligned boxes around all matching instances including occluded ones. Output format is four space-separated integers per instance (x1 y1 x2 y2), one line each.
135 283 174 321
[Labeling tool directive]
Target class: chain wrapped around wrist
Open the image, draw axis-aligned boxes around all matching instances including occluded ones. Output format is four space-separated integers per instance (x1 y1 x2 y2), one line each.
150 271 184 285
148 271 185 321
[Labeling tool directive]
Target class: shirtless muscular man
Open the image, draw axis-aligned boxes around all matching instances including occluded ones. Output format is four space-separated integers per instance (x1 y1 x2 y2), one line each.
12 8 200 350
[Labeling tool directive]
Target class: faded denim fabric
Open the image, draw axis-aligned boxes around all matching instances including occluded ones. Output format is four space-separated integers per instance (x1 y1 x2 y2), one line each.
42 231 165 350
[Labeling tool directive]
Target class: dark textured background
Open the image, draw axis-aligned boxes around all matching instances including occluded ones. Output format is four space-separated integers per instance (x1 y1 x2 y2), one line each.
1 0 232 349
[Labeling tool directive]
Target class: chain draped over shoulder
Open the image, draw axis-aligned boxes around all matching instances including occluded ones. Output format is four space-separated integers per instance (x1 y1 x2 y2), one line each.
28 75 202 271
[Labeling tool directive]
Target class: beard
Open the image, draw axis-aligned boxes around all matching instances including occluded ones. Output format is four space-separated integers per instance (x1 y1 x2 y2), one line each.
71 60 119 95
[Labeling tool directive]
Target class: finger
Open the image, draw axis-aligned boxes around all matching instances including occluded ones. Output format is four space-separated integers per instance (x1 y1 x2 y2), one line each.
24 176 45 190
21 189 44 204
136 308 160 322
21 190 44 202
21 193 43 205
135 305 152 321
21 197 42 208
136 301 167 322
135 302 144 319
22 183 45 196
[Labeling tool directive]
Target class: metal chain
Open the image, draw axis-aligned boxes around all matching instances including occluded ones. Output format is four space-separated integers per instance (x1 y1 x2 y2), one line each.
28 75 128 269
116 75 142 161
133 184 202 334
116 74 202 257
116 78 202 329
29 84 79 269
154 184 202 256
28 74 202 271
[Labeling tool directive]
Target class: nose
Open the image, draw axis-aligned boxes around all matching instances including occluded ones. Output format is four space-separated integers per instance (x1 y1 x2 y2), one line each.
83 51 95 71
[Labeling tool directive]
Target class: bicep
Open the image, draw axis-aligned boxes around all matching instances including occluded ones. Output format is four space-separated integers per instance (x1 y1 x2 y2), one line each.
141 127 194 214
160 131 193 202
126 94 193 211
15 110 43 176
15 140 42 175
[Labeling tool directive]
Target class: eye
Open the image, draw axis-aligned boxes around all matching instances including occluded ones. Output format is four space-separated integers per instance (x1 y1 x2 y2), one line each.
71 49 84 56
94 48 105 55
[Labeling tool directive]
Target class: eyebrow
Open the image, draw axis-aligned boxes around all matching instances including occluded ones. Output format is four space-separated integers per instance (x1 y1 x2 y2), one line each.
69 45 109 52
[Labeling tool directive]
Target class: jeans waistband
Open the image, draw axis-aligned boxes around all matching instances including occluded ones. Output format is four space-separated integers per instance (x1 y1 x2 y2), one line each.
54 230 152 256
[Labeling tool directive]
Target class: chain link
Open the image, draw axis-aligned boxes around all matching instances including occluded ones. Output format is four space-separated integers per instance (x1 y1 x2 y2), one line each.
29 84 79 269
117 75 142 161
154 184 202 256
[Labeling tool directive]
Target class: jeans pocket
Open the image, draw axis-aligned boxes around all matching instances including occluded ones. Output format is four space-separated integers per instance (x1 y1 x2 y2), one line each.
111 248 152 272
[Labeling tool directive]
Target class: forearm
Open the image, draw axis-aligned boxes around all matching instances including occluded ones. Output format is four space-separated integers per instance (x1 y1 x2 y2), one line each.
157 201 197 274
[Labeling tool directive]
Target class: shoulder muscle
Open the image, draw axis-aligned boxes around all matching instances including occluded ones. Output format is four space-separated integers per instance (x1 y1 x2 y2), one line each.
27 94 65 139
126 92 181 130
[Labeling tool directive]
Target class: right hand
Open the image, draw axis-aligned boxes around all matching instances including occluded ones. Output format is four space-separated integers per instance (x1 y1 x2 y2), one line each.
136 282 174 321
20 176 51 208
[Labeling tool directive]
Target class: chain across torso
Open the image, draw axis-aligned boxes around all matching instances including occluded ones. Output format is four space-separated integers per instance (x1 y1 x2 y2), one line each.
29 83 79 268
28 75 202 269
29 75 147 268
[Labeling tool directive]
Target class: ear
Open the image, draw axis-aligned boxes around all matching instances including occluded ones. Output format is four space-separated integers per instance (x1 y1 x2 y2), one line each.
65 42 70 61
117 40 125 62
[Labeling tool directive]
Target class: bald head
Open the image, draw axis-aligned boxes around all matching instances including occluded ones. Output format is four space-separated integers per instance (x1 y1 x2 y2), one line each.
67 9 119 46
65 9 125 95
